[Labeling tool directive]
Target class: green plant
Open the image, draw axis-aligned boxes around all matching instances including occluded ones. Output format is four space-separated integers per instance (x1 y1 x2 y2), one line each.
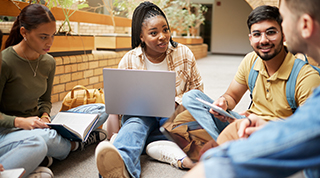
11 0 88 34
163 0 207 36
112 0 166 19
109 0 207 36
86 0 121 33
46 0 88 34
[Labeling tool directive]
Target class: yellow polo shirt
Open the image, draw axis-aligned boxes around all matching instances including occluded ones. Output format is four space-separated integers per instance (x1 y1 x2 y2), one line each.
235 51 320 121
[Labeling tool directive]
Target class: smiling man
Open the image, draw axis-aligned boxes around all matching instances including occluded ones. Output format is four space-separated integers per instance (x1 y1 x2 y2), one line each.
180 5 320 142
183 1 320 177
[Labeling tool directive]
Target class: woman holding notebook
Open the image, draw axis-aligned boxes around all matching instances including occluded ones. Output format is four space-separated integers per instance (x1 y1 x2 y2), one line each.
95 2 204 178
0 5 56 177
0 4 107 177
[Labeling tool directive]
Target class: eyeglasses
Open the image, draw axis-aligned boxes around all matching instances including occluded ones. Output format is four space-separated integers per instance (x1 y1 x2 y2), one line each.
249 29 279 42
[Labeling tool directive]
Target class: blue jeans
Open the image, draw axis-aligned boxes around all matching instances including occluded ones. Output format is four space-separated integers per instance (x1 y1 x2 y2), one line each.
0 131 47 178
0 104 108 177
182 90 245 140
200 86 320 178
67 103 108 131
113 115 167 178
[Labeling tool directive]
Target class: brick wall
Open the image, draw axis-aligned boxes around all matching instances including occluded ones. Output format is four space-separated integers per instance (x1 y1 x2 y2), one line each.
51 51 127 102
0 21 130 35
78 22 130 35
52 44 208 102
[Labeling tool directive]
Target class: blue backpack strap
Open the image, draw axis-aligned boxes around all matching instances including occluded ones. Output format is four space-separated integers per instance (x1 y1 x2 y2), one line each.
286 58 307 113
287 56 320 113
247 57 259 109
302 54 320 73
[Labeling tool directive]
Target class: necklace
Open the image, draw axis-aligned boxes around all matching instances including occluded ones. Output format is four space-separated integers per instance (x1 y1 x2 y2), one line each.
145 50 166 62
22 50 40 77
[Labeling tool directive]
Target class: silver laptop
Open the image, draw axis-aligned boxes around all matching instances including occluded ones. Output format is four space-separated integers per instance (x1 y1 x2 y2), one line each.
103 68 176 117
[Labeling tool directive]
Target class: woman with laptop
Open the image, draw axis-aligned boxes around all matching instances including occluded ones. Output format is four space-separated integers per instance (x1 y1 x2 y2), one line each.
95 1 204 178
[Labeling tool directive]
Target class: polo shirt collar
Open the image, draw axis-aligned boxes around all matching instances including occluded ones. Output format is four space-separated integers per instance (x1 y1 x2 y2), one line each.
253 52 295 81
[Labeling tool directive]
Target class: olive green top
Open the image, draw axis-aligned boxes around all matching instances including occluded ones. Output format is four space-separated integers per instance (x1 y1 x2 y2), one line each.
0 46 56 128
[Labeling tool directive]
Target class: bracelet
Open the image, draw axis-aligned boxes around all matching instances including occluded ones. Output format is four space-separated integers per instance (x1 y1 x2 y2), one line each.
41 115 51 122
220 95 229 108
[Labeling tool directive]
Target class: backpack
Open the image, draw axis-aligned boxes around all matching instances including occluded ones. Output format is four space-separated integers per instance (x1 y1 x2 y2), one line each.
163 106 212 162
248 56 320 113
60 85 105 111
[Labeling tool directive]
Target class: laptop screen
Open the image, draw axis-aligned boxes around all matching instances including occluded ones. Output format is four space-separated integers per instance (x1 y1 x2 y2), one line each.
103 68 176 117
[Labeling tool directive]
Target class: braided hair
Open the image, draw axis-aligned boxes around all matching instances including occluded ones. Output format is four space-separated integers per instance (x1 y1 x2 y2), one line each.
131 1 177 49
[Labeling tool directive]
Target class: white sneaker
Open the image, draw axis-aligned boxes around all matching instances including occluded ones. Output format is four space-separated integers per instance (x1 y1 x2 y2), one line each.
146 140 187 168
27 166 54 178
95 141 130 178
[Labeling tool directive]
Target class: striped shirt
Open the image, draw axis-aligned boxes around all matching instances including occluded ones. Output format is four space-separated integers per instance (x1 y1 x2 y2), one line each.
118 43 204 104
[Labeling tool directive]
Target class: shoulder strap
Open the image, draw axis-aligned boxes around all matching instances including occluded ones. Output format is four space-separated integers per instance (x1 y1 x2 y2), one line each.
286 58 307 113
247 55 320 113
287 56 320 113
247 57 259 109
248 57 259 93
301 54 320 73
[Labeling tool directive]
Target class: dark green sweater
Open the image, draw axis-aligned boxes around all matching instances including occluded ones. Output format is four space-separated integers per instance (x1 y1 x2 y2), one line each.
0 46 56 128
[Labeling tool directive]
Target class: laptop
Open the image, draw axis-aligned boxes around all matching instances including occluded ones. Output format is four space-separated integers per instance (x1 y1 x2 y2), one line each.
103 68 176 117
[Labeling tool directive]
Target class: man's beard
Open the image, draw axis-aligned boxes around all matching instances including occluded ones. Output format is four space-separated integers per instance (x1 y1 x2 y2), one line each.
256 42 283 61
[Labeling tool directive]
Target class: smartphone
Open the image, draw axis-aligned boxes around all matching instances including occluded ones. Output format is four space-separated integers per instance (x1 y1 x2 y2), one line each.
196 97 236 119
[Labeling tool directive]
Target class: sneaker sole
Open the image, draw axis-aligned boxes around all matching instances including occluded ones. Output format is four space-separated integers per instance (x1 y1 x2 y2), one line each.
146 140 180 156
95 141 129 178
28 166 54 178
147 140 178 149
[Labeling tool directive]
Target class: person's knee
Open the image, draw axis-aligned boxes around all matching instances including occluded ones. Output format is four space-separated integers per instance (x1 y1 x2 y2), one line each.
217 119 244 145
123 116 152 128
182 89 203 105
32 128 63 148
27 135 48 157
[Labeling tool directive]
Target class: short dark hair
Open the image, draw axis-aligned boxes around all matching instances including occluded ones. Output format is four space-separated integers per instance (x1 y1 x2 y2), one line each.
131 1 177 49
284 0 320 23
247 5 282 31
5 4 56 48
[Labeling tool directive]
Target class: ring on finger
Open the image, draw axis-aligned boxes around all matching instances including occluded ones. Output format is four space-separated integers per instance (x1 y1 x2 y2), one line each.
247 118 252 126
